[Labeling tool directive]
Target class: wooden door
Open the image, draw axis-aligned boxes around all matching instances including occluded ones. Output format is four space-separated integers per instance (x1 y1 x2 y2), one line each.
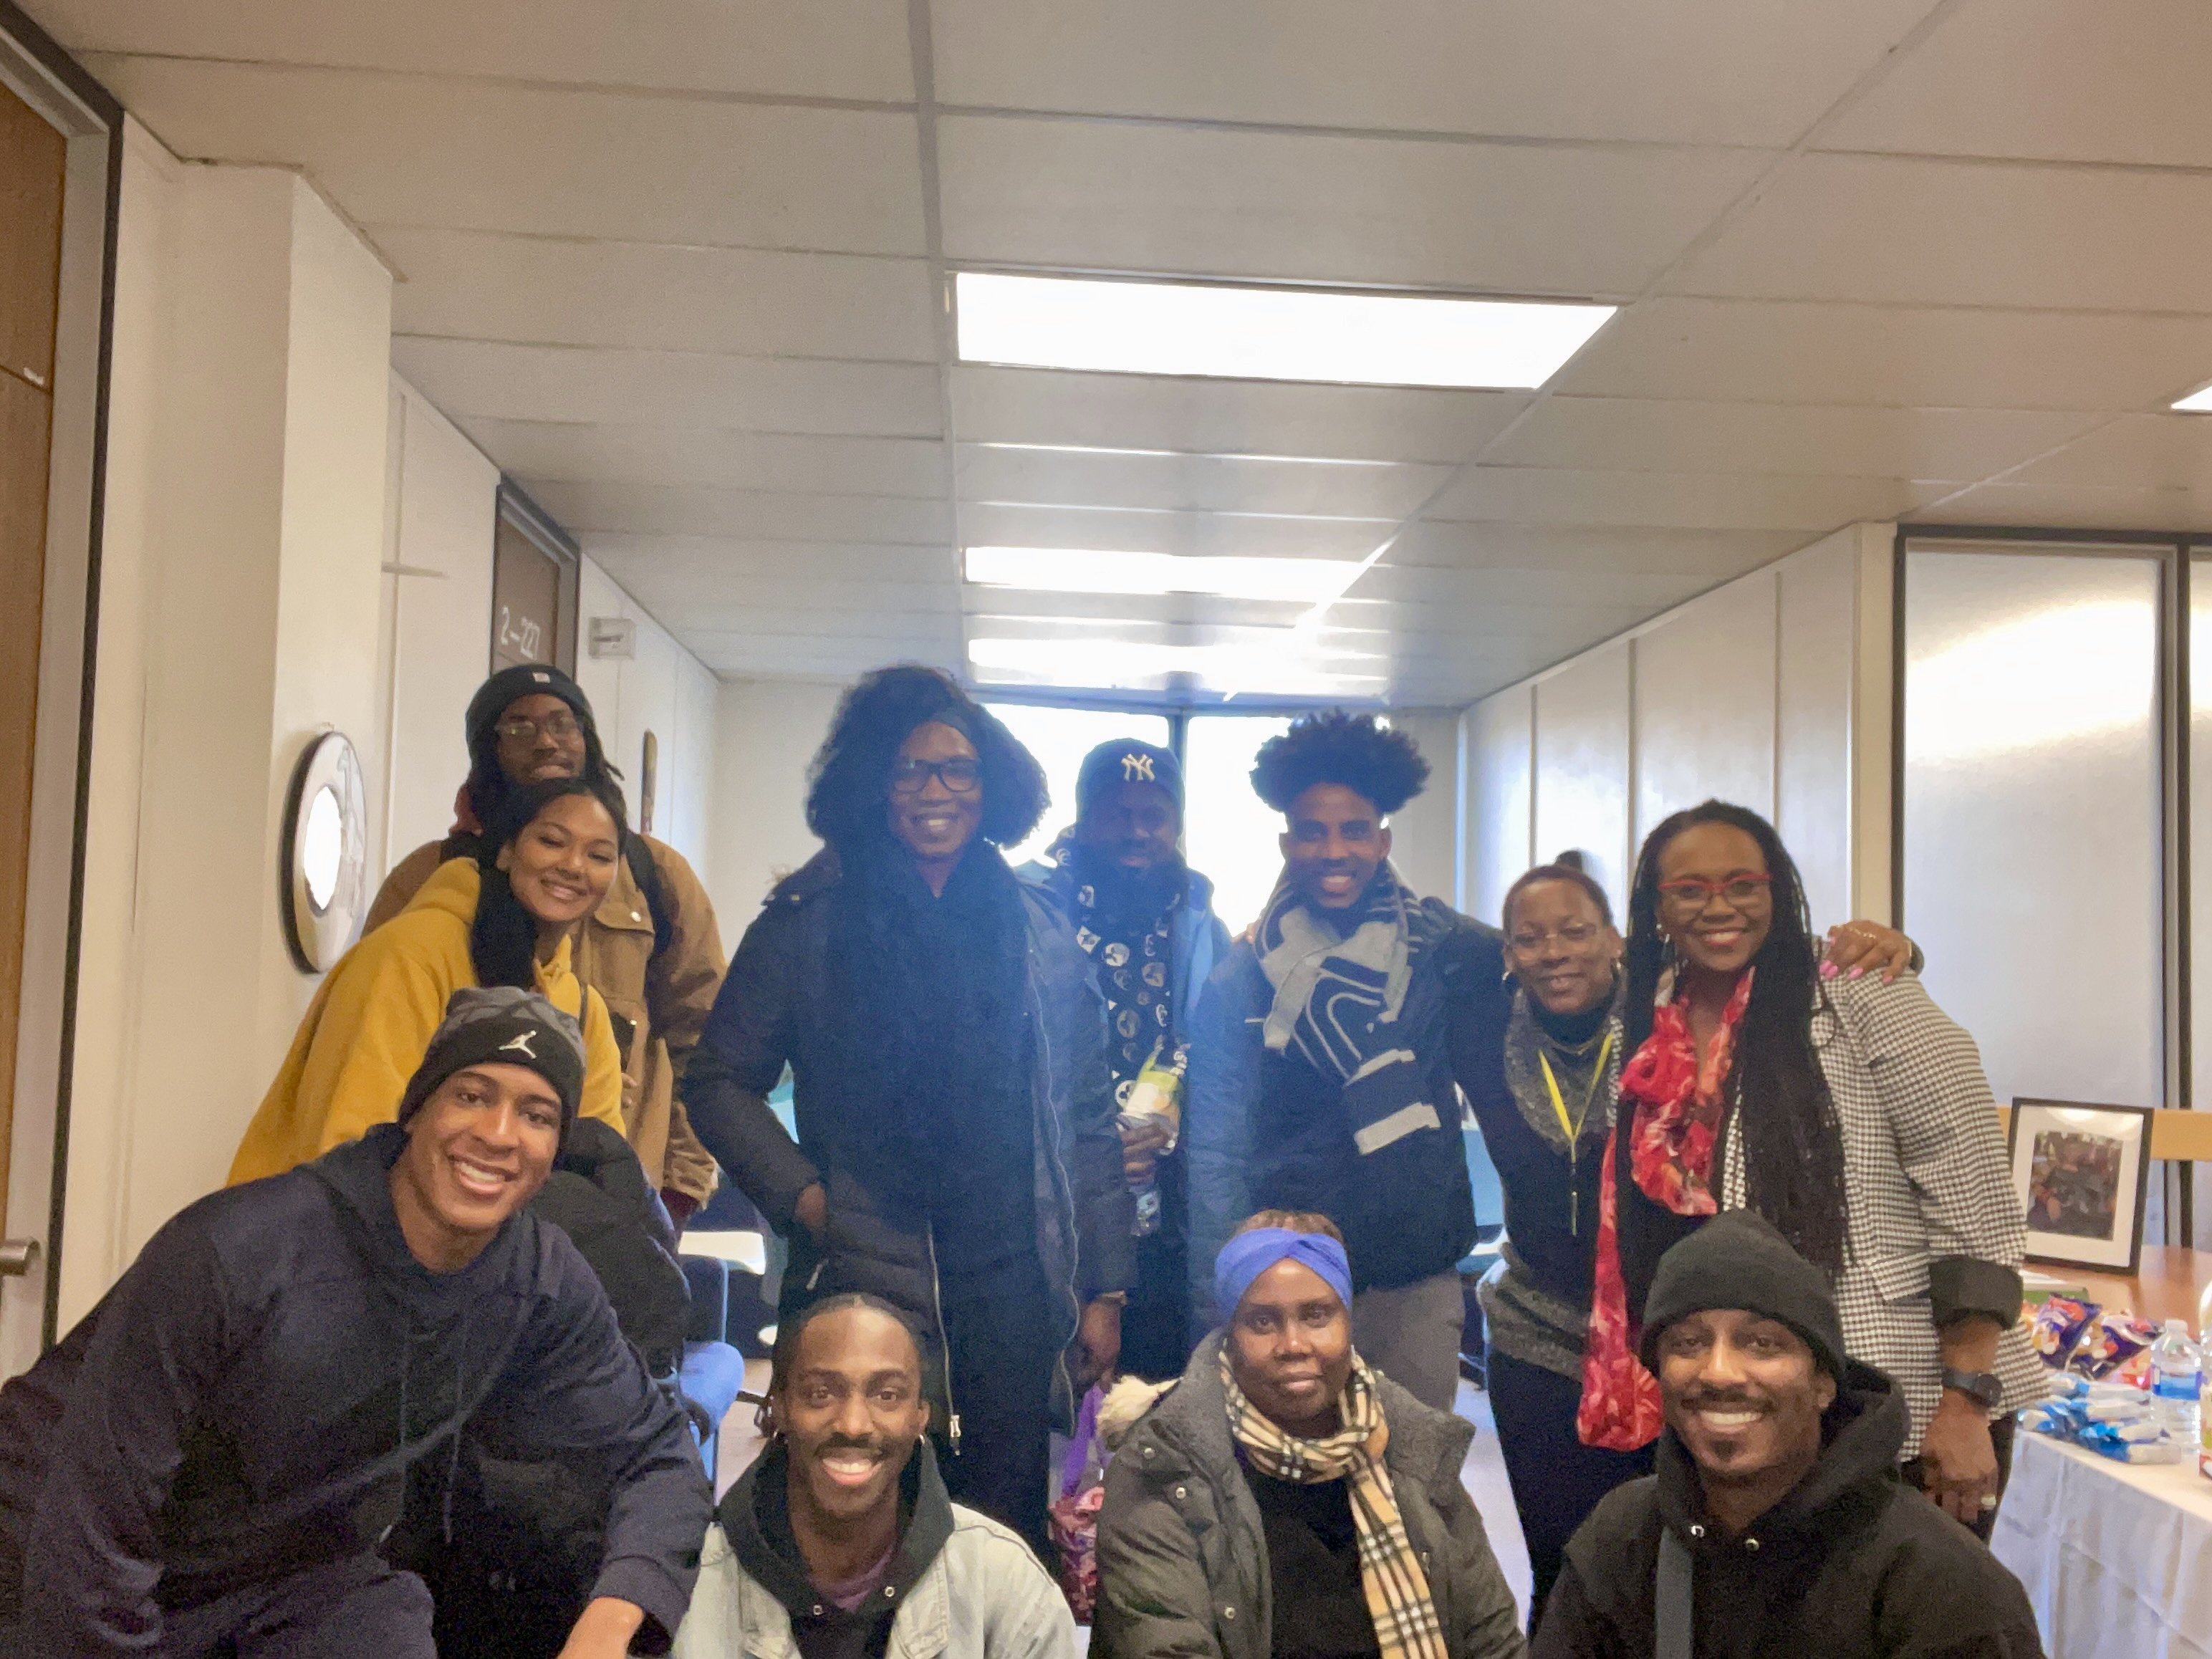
0 81 67 1235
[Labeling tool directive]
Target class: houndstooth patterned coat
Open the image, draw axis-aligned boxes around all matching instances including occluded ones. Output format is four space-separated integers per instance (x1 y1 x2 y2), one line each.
1718 969 2046 1457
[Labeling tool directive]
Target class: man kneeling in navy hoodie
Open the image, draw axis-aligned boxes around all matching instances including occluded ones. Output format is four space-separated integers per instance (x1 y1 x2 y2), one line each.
0 987 711 1658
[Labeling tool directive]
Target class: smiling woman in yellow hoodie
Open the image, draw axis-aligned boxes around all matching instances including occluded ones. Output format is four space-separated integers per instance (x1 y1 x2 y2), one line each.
231 778 631 1184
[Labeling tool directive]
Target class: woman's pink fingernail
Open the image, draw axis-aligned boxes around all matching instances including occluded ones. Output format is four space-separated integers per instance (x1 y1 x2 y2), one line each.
1849 966 1865 978
1820 961 1839 979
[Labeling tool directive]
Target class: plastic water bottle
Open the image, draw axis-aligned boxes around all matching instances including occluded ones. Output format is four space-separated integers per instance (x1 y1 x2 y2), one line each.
2150 1319 2202 1446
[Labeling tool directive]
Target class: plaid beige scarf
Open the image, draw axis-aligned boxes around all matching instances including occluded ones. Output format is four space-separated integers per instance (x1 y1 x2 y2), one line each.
1221 1352 1448 1659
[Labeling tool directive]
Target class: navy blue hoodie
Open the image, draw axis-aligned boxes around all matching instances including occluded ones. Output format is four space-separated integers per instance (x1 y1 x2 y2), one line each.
0 1124 709 1653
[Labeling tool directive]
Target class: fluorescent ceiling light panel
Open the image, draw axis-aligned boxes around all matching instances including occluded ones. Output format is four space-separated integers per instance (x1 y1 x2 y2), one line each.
965 545 1362 603
956 271 1615 389
2174 382 2212 412
968 635 1381 696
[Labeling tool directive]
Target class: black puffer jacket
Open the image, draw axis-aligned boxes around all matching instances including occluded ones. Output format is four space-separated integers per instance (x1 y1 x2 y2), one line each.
685 847 1133 1428
1532 1364 2044 1659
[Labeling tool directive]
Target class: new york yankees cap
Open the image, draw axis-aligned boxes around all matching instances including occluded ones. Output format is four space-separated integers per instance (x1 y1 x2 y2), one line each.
397 985 588 1139
1074 738 1183 817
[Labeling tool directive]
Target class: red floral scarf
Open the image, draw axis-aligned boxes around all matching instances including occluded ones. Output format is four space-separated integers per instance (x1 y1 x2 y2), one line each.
1577 969 1752 1450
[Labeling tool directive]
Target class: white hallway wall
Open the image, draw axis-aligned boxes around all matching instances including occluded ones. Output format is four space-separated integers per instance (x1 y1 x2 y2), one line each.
1463 523 1896 936
56 130 393 1335
574 558 719 876
45 119 720 1342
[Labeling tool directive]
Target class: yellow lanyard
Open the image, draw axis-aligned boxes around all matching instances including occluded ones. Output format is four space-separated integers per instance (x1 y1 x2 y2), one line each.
1539 1031 1613 1236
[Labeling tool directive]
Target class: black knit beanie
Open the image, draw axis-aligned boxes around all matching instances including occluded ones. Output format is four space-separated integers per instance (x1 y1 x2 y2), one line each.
397 986 587 1141
464 664 596 754
1639 1211 1848 1382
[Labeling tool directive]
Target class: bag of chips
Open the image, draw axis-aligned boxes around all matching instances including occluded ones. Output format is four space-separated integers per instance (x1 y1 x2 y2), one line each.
2069 1314 2158 1382
2030 1297 2100 1368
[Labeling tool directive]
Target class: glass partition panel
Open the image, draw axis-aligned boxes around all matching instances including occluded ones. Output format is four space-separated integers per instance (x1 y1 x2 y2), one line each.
1183 715 1297 937
1902 543 2164 1110
981 703 1170 868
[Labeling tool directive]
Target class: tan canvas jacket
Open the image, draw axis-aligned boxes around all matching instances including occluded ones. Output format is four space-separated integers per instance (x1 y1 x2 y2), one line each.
367 832 725 1203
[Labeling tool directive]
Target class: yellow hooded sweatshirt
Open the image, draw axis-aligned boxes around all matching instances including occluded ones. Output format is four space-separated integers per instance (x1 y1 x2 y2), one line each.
229 858 626 1185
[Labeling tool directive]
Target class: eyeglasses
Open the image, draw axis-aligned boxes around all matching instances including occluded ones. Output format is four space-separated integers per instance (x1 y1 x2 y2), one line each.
1656 872 1773 909
1508 921 1604 953
496 712 582 744
889 756 981 796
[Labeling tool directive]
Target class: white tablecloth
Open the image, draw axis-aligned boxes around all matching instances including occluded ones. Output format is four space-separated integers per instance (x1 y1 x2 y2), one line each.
1993 1430 2212 1659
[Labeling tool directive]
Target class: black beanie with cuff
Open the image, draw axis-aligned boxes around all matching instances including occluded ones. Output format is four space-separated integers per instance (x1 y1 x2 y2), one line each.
397 986 588 1142
464 663 597 754
1639 1210 1849 1382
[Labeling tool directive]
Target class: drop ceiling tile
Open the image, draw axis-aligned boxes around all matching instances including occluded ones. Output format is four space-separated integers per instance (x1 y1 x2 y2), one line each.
683 627 962 660
89 56 927 254
961 592 1314 630
1486 397 2102 480
28 0 915 100
1428 465 1945 531
638 605 967 643
958 501 1390 558
1345 562 1713 611
954 445 1451 517
392 340 943 436
602 582 958 626
380 229 936 360
930 0 1934 148
1819 0 2212 169
1910 481 2212 532
951 367 1526 463
458 420 946 496
1998 413 2212 491
938 114 1766 293
1673 152 2212 312
576 535 958 586
1555 297 2212 412
524 479 952 544
1393 521 1806 576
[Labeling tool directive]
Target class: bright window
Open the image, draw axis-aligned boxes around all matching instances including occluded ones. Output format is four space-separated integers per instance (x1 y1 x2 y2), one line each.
1183 715 1298 936
981 703 1172 868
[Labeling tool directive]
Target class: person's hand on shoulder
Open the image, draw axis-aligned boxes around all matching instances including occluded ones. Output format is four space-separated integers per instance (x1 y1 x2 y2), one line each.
1821 920 1915 983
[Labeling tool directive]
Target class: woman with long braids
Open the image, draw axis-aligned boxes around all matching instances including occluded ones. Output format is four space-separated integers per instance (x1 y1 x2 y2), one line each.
1579 801 2039 1540
231 776 630 1180
1469 858 1913 1620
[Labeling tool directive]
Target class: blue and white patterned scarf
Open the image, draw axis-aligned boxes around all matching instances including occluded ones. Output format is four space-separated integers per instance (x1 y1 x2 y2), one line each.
1254 864 1452 1158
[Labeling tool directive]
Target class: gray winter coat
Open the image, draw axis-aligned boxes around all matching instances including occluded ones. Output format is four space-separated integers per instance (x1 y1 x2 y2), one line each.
1093 1333 1525 1659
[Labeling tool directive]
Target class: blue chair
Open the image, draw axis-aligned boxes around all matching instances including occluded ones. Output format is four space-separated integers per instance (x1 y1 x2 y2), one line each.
680 1255 749 1486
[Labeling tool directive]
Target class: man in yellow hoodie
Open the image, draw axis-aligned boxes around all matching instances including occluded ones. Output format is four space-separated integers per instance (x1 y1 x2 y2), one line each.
231 778 629 1184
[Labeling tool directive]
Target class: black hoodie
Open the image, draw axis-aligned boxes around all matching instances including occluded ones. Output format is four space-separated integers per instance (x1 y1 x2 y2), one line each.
1531 1363 2043 1659
0 1125 709 1654
723 1438 956 1659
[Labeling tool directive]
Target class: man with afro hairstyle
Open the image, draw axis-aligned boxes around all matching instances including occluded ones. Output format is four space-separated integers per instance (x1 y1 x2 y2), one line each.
1184 711 1514 1414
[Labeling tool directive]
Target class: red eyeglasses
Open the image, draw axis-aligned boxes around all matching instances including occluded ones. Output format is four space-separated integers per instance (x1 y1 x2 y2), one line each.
1656 872 1773 908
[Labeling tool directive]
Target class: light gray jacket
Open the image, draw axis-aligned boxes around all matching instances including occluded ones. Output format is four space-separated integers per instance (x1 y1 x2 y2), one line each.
1093 1333 1526 1659
672 1504 1076 1659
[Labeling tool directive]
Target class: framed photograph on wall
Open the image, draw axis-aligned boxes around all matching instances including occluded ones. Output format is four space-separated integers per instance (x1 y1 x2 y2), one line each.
2007 1100 2155 1274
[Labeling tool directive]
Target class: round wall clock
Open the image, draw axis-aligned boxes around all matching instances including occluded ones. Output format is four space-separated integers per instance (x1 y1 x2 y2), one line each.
280 731 370 973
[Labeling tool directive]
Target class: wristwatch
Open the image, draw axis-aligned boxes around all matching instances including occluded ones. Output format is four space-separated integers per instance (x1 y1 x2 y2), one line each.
1941 1367 2005 1411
